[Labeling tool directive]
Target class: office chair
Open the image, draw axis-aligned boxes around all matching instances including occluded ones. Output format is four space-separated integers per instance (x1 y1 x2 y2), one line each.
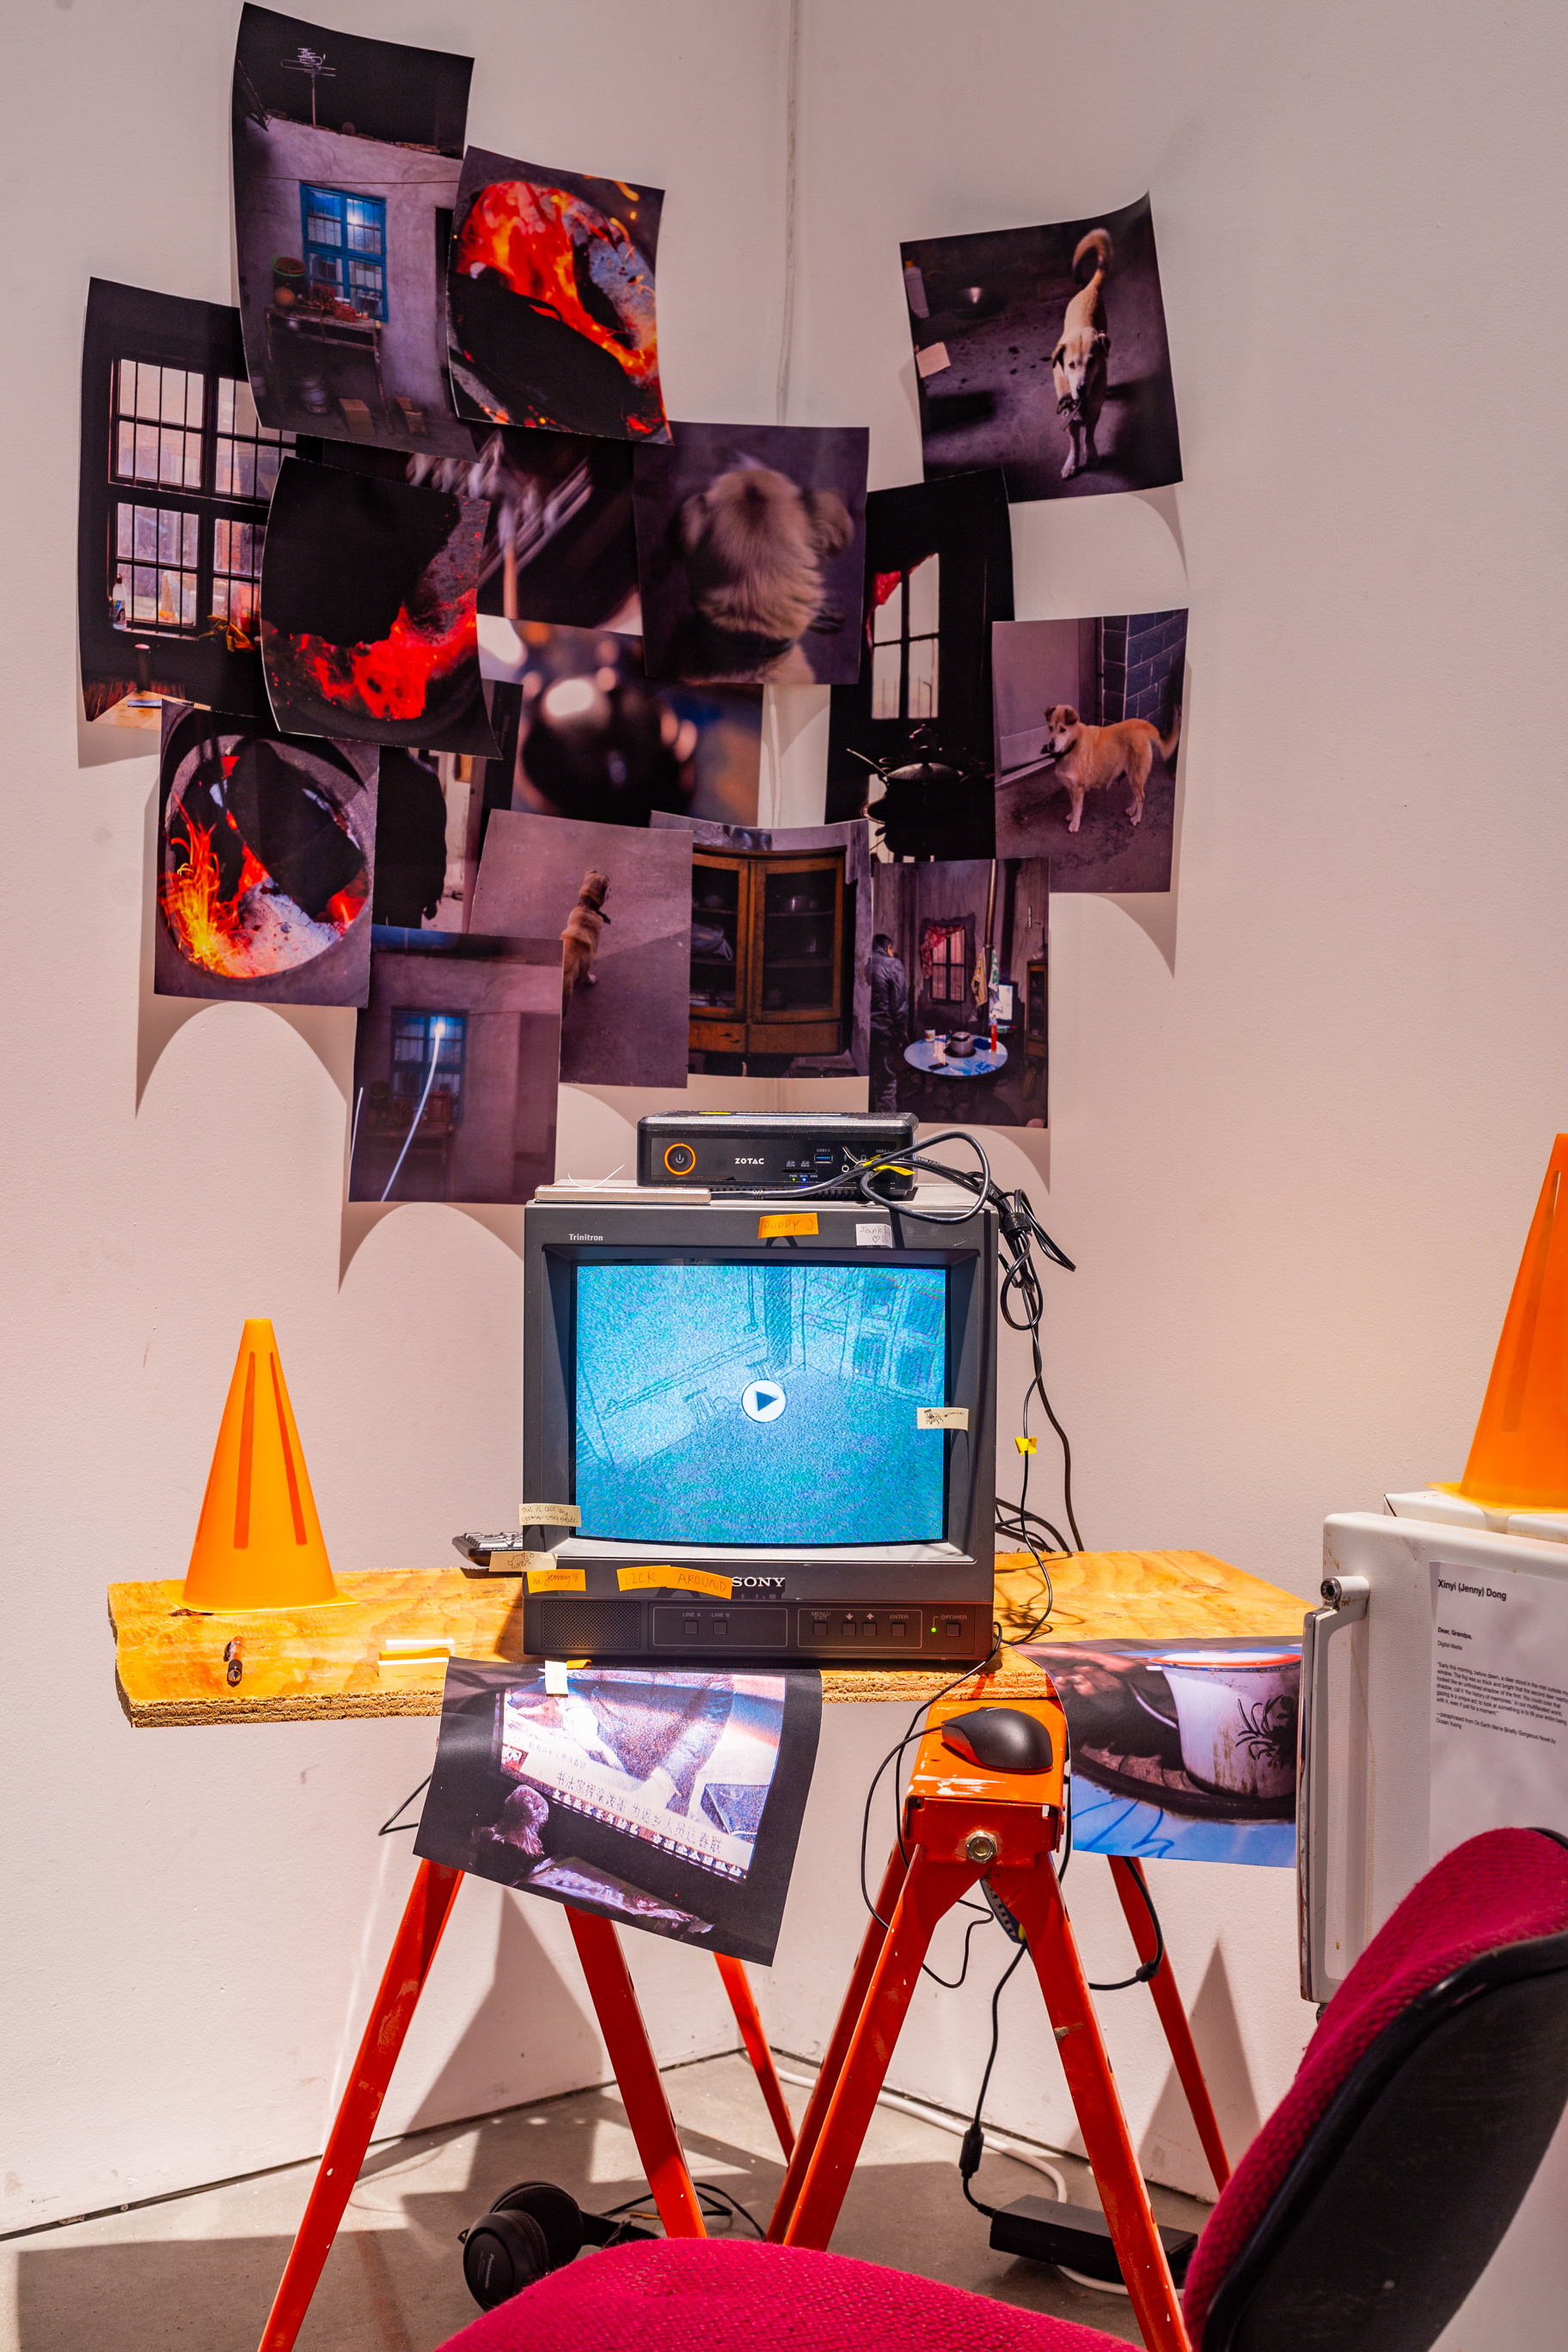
433 1825 1568 2352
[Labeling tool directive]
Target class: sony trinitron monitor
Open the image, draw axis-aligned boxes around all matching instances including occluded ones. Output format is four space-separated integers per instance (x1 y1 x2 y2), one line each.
521 1191 996 1664
637 1111 917 1197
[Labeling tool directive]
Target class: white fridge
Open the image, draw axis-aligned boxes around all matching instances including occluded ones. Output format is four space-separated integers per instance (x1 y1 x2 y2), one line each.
1299 1505 1568 2349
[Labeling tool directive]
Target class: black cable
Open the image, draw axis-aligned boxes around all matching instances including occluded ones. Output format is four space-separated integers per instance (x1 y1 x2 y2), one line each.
959 1939 1030 2217
378 1774 431 1835
599 2181 765 2238
1086 1863 1166 1992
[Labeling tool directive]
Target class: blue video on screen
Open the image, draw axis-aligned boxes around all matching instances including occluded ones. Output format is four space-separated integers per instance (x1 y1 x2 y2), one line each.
574 1261 949 1547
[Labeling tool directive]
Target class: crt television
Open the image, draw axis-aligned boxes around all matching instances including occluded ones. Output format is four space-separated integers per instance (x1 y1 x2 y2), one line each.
521 1195 997 1664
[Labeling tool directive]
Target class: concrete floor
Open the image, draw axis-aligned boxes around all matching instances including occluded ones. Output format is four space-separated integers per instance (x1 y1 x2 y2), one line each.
1 2052 1211 2350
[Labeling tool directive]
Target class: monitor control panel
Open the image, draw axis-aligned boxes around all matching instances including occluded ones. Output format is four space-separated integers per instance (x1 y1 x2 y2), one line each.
646 1603 981 1655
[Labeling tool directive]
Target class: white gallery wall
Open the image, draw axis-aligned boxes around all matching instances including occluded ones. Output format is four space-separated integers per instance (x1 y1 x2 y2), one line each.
4 10 1568 2337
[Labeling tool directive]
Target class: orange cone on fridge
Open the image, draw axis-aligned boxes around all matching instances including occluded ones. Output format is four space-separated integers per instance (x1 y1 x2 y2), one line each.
181 1319 340 1609
1438 1136 1568 1513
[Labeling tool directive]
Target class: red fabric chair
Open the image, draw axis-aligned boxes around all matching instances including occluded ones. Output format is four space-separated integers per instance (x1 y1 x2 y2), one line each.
438 1828 1568 2352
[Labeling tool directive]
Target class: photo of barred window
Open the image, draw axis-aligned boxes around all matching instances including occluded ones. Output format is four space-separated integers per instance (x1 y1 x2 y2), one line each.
416 1660 822 1963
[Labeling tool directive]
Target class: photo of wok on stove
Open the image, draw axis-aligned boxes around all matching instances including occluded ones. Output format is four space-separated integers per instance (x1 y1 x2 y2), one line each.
154 701 377 1006
1028 1638 1301 1823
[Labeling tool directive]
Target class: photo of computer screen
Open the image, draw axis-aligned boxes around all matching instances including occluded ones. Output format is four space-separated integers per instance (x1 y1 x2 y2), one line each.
573 1259 949 1547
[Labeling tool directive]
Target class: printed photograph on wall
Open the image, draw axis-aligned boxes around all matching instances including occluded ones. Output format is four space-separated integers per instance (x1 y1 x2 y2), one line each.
864 856 1048 1126
231 6 474 455
415 1659 823 1964
1022 1637 1300 1866
631 422 869 685
349 926 560 1204
156 702 377 1004
483 630 762 834
469 809 692 1088
992 611 1185 891
260 458 496 755
447 145 669 444
78 280 285 726
825 470 1013 862
654 815 873 1081
901 195 1182 504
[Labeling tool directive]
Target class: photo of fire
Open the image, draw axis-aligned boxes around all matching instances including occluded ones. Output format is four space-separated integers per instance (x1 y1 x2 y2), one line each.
155 702 377 1006
447 146 669 444
260 457 497 756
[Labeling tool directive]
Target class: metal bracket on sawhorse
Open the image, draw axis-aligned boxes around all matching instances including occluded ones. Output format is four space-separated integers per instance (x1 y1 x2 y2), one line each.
255 1859 795 2352
768 1675 1229 2352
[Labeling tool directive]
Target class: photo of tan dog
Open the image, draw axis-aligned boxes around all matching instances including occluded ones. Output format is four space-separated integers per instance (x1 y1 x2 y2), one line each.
1052 229 1112 481
633 422 869 687
1038 703 1180 832
672 465 854 683
561 867 610 1012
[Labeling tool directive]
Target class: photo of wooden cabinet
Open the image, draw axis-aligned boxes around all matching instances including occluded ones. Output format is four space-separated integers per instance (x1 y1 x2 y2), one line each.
689 848 847 1063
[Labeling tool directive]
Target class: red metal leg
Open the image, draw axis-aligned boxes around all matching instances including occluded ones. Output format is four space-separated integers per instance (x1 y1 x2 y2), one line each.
997 1860 1191 2352
785 1844 977 2251
257 1860 464 2352
714 1953 795 2158
768 1841 909 2240
1111 1856 1230 2194
567 1908 707 2239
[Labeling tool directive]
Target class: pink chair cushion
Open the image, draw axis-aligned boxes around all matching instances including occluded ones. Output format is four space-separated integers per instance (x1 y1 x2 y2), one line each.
438 2234 1132 2352
1182 1826 1568 2341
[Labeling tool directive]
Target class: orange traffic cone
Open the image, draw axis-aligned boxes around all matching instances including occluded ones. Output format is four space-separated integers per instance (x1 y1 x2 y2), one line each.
1437 1136 1568 1513
182 1320 340 1609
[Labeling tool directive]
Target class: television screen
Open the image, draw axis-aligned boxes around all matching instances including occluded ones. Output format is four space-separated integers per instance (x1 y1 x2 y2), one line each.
574 1260 949 1547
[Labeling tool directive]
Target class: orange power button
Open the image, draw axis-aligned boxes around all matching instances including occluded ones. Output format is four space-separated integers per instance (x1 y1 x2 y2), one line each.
664 1142 697 1175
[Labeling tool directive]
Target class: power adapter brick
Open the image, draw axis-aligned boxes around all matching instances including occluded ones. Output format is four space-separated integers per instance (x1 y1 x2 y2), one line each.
989 2196 1197 2286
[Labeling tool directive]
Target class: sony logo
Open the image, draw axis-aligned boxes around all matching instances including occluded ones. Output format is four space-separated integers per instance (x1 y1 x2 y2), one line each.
735 1574 787 1594
568 1233 604 1242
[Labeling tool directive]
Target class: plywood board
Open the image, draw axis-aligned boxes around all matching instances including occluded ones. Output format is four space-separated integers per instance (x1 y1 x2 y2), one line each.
108 1550 1305 1727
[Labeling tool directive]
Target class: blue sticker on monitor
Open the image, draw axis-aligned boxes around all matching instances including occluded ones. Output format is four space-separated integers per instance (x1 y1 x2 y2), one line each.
575 1262 948 1546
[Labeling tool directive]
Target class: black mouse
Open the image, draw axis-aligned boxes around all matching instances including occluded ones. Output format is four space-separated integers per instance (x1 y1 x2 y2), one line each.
940 1706 1055 1775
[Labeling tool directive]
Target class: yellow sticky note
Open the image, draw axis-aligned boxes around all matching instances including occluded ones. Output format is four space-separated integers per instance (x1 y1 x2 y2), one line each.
519 1502 582 1528
758 1211 818 1239
1015 1436 1038 1455
917 1406 970 1430
616 1565 735 1600
525 1565 588 1595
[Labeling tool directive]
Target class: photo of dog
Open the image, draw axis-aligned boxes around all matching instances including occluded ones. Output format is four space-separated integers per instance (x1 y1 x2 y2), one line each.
561 867 610 1012
633 422 869 686
993 612 1187 891
471 810 691 1087
901 193 1181 504
1052 229 1112 481
1038 702 1181 831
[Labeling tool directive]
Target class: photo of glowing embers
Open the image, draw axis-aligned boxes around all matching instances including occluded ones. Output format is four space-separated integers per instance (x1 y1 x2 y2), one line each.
155 703 377 1005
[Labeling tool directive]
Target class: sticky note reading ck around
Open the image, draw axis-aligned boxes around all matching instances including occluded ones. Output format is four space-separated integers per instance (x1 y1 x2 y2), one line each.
519 1503 582 1527
525 1565 588 1595
758 1212 818 1239
917 1406 969 1430
617 1565 735 1600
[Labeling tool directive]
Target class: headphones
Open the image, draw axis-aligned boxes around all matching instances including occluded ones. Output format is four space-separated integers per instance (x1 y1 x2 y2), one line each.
460 2180 650 2311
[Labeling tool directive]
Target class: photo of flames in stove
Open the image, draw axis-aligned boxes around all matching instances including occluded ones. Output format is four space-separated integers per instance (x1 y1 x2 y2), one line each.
158 726 374 989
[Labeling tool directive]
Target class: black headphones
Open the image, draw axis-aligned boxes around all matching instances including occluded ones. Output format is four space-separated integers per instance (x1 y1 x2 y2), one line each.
460 2180 651 2311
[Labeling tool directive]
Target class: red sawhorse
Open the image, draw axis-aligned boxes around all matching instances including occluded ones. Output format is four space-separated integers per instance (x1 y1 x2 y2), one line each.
256 1861 794 2352
769 1673 1231 2352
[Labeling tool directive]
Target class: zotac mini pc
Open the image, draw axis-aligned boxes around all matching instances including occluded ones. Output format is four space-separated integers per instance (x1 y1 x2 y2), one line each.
519 1191 997 1665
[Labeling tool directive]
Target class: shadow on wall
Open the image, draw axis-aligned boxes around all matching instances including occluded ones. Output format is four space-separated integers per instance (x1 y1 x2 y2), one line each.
403 1888 607 2134
1139 1939 1268 2190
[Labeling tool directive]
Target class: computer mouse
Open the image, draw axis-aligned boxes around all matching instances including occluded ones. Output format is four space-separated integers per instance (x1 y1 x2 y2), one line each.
940 1706 1055 1775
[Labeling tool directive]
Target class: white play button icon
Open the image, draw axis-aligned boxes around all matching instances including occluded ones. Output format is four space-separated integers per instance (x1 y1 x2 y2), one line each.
742 1381 787 1423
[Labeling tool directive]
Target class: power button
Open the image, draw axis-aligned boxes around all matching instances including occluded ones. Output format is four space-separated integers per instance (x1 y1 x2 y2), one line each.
664 1142 697 1176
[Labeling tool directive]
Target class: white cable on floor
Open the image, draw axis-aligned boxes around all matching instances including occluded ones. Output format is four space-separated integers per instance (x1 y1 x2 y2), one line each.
771 2065 1131 2297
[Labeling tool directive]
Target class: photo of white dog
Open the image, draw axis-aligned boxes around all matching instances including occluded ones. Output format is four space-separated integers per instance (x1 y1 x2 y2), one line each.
634 422 869 687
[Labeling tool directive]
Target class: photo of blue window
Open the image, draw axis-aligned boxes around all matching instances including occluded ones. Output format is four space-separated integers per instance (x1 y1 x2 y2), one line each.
301 187 388 319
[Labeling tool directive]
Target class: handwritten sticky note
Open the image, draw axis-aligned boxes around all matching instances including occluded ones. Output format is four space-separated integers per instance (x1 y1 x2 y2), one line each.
917 1406 970 1430
616 1565 735 1600
758 1212 818 1239
519 1503 582 1528
525 1565 588 1595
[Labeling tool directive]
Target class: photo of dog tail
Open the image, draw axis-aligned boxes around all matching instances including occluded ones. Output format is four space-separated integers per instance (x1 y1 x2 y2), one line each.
1154 704 1181 763
1072 226 1114 284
